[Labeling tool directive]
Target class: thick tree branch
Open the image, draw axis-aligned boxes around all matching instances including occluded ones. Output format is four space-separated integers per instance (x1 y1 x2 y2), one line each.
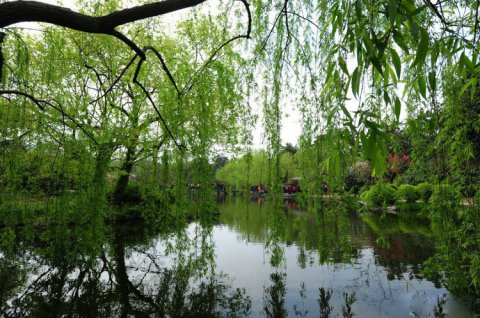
112 30 145 59
0 89 46 111
0 0 206 31
0 32 5 81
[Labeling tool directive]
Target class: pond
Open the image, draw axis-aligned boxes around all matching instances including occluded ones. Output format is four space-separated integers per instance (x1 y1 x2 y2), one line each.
0 197 477 317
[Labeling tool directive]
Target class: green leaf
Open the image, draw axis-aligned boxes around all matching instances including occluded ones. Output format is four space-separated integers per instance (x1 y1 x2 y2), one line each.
460 78 476 96
390 48 401 77
383 91 391 105
370 55 383 75
393 30 409 52
471 78 478 102
394 96 401 121
339 103 353 122
387 0 398 24
338 56 349 75
386 63 398 84
418 75 427 99
460 52 474 73
351 66 361 97
355 1 363 21
412 27 429 67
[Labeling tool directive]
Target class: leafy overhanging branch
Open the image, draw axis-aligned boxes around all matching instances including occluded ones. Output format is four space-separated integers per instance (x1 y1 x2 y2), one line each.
0 0 253 153
0 0 206 60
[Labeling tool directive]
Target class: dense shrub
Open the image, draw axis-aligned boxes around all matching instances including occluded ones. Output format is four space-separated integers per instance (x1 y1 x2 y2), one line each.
361 183 396 207
416 182 433 203
396 184 420 203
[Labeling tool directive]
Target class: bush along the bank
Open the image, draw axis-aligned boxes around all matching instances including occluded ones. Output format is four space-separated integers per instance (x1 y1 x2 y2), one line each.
396 184 420 203
416 182 433 203
361 183 396 208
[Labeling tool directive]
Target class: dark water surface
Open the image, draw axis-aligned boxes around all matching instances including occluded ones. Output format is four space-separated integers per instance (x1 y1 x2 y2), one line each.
0 197 476 317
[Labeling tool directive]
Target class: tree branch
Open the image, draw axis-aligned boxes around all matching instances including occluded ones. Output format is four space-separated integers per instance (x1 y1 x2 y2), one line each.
0 0 206 30
132 61 183 151
0 90 98 144
145 46 181 97
0 89 45 111
0 32 5 81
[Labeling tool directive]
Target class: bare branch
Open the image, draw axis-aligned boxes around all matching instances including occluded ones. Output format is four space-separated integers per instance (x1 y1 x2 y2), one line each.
112 30 145 59
90 54 139 104
0 89 45 111
0 90 98 144
145 46 181 97
132 61 183 151
0 32 5 81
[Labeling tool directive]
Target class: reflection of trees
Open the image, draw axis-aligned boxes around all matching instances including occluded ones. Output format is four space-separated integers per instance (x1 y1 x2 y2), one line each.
263 272 287 318
361 213 435 280
0 221 251 317
312 201 357 264
220 197 357 266
0 243 27 313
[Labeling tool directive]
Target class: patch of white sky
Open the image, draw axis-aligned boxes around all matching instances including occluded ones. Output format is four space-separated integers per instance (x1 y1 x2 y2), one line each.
6 0 408 153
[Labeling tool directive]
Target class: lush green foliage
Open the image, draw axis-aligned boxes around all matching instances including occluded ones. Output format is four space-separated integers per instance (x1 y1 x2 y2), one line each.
416 182 433 203
396 184 420 203
429 184 461 215
427 189 479 299
361 183 396 208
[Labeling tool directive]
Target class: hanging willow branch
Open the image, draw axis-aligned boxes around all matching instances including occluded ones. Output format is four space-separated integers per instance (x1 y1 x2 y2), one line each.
182 0 252 96
132 57 183 151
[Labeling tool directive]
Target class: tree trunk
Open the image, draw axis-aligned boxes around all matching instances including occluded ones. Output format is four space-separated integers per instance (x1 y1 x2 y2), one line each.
90 144 114 212
113 146 136 205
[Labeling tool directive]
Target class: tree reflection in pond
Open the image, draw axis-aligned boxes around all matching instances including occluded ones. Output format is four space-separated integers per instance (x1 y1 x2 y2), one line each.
0 221 251 317
0 198 476 317
263 272 287 318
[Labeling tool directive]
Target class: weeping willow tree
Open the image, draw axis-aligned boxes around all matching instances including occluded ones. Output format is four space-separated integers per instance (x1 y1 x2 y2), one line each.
245 0 479 185
2 0 479 199
0 0 253 226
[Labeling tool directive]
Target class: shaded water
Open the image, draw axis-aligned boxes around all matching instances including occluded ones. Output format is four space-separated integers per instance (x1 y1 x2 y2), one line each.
0 197 476 317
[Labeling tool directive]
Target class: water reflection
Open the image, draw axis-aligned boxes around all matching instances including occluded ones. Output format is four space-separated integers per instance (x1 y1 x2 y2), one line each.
0 222 251 317
263 272 287 318
0 198 476 317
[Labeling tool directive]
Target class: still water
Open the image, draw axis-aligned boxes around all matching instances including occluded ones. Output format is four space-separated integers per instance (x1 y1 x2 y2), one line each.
0 197 476 317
